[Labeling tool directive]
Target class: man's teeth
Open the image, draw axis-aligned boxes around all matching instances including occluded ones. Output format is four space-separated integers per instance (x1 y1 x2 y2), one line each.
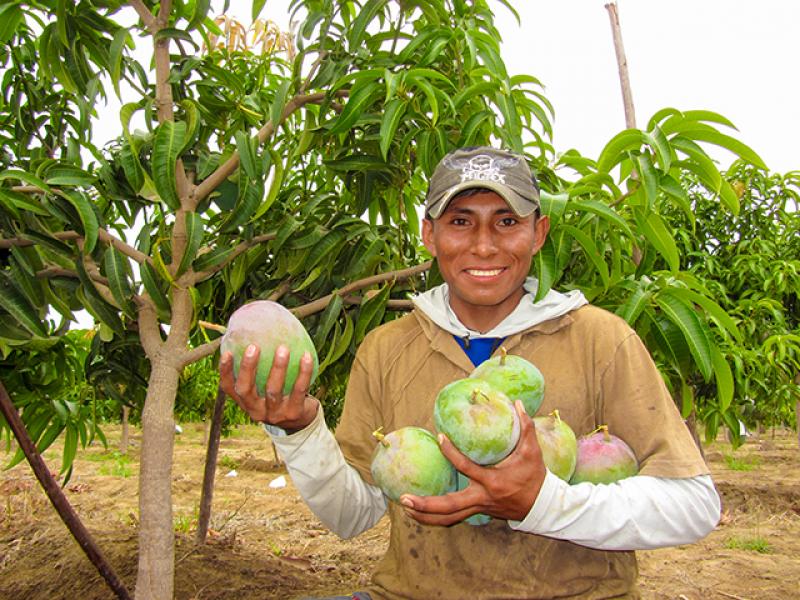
467 268 502 276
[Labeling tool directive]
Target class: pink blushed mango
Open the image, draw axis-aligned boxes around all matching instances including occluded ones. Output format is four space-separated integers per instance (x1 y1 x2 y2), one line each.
570 426 639 485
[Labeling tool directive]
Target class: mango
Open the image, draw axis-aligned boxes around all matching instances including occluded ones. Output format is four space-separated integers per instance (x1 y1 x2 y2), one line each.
370 426 457 502
220 300 318 395
570 425 639 485
434 378 520 466
532 410 577 482
470 347 545 417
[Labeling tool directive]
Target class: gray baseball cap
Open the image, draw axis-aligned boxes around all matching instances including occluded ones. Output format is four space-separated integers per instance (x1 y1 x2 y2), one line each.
424 146 541 219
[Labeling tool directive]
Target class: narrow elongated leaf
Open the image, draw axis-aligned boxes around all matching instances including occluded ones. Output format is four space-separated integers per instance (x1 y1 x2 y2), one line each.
61 425 78 475
151 121 187 210
56 190 99 253
539 190 568 224
0 273 47 337
597 129 646 173
710 346 734 412
234 131 258 179
560 224 610 289
616 283 652 325
327 81 381 135
660 287 741 342
140 262 172 320
567 198 633 238
380 98 406 160
634 153 658 209
633 208 680 272
533 238 557 301
176 212 204 277
103 247 135 318
75 261 124 334
679 126 767 169
655 292 714 380
192 246 234 273
354 285 390 344
270 79 291 129
305 230 347 272
349 0 388 50
0 169 52 193
253 150 283 219
313 294 344 348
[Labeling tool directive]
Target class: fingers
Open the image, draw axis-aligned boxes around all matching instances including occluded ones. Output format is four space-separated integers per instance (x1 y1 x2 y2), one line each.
437 433 482 479
400 486 484 527
264 345 290 408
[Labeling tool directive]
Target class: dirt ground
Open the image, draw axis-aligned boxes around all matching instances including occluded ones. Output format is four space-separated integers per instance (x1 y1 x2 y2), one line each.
1 422 798 600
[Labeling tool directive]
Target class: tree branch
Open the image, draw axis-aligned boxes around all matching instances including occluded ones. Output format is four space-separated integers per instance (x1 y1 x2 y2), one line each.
97 228 152 265
0 231 81 249
137 302 164 358
193 91 349 204
605 2 637 129
293 261 432 318
191 233 278 284
179 338 222 369
129 0 158 31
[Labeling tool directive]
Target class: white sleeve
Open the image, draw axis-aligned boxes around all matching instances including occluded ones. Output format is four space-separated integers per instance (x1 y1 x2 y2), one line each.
264 407 388 539
508 470 721 550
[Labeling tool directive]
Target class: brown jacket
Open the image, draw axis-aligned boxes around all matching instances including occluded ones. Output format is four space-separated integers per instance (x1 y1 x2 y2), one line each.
335 305 708 599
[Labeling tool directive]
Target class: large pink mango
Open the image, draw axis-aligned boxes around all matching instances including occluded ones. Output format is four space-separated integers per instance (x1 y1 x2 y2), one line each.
221 300 319 395
370 426 457 503
569 426 639 485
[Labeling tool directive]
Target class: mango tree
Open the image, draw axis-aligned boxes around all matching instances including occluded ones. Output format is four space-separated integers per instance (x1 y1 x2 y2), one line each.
0 1 552 597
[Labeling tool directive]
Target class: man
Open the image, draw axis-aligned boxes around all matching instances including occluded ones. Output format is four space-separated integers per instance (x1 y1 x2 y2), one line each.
221 146 721 599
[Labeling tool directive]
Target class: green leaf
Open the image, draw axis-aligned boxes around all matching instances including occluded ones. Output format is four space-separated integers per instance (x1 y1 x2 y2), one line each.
251 0 267 20
567 198 633 238
533 238 557 301
103 247 135 318
597 129 646 173
0 5 23 44
270 79 291 129
354 285 390 344
234 130 259 180
140 262 172 320
379 98 406 160
634 153 658 210
560 224 610 289
615 282 652 325
75 261 124 335
0 273 47 337
192 246 234 273
154 27 199 50
0 169 52 193
151 121 187 210
318 312 354 374
176 212 204 277
539 190 568 224
679 126 767 170
327 81 381 135
306 230 347 272
349 0 388 50
56 190 99 253
313 294 344 348
189 0 212 30
661 287 741 343
655 292 714 380
633 208 680 272
253 150 283 220
109 28 131 98
710 346 734 412
61 425 78 475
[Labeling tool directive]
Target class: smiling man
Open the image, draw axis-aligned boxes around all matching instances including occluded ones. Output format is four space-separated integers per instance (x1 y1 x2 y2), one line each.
221 146 720 599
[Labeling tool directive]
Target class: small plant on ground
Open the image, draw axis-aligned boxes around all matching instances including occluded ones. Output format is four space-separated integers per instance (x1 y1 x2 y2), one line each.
723 453 761 471
97 452 132 478
724 535 773 553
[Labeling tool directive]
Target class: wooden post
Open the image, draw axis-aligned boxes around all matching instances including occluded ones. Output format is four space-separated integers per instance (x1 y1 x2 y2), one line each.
0 380 132 600
605 2 637 129
195 386 227 543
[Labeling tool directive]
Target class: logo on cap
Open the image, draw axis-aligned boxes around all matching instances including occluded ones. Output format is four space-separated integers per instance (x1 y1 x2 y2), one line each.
443 153 521 185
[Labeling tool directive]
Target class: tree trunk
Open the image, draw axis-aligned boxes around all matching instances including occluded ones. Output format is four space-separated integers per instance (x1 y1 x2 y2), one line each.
685 410 706 461
605 2 637 129
0 380 132 599
135 361 180 600
195 387 227 544
120 404 130 455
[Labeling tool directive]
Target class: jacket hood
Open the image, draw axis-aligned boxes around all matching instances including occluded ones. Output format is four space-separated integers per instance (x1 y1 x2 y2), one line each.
411 278 587 340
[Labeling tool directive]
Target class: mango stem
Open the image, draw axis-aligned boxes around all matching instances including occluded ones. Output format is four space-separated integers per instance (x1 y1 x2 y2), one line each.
372 426 389 447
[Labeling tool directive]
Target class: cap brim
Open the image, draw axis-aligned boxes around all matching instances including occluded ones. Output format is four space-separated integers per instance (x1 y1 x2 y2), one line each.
426 180 539 219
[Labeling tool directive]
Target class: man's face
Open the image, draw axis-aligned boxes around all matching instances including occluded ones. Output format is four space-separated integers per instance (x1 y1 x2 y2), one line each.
421 190 550 332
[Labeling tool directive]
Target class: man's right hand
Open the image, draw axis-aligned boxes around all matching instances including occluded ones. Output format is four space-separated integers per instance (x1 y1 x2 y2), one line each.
219 344 319 432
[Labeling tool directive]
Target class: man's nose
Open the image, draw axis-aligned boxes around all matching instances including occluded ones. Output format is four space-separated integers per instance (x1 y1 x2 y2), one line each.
472 225 498 256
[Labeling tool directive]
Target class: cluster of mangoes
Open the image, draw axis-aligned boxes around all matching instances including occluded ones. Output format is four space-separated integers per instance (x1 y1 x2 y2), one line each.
370 348 639 523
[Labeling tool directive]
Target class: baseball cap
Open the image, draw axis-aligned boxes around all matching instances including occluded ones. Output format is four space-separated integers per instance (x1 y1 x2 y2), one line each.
424 146 541 219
